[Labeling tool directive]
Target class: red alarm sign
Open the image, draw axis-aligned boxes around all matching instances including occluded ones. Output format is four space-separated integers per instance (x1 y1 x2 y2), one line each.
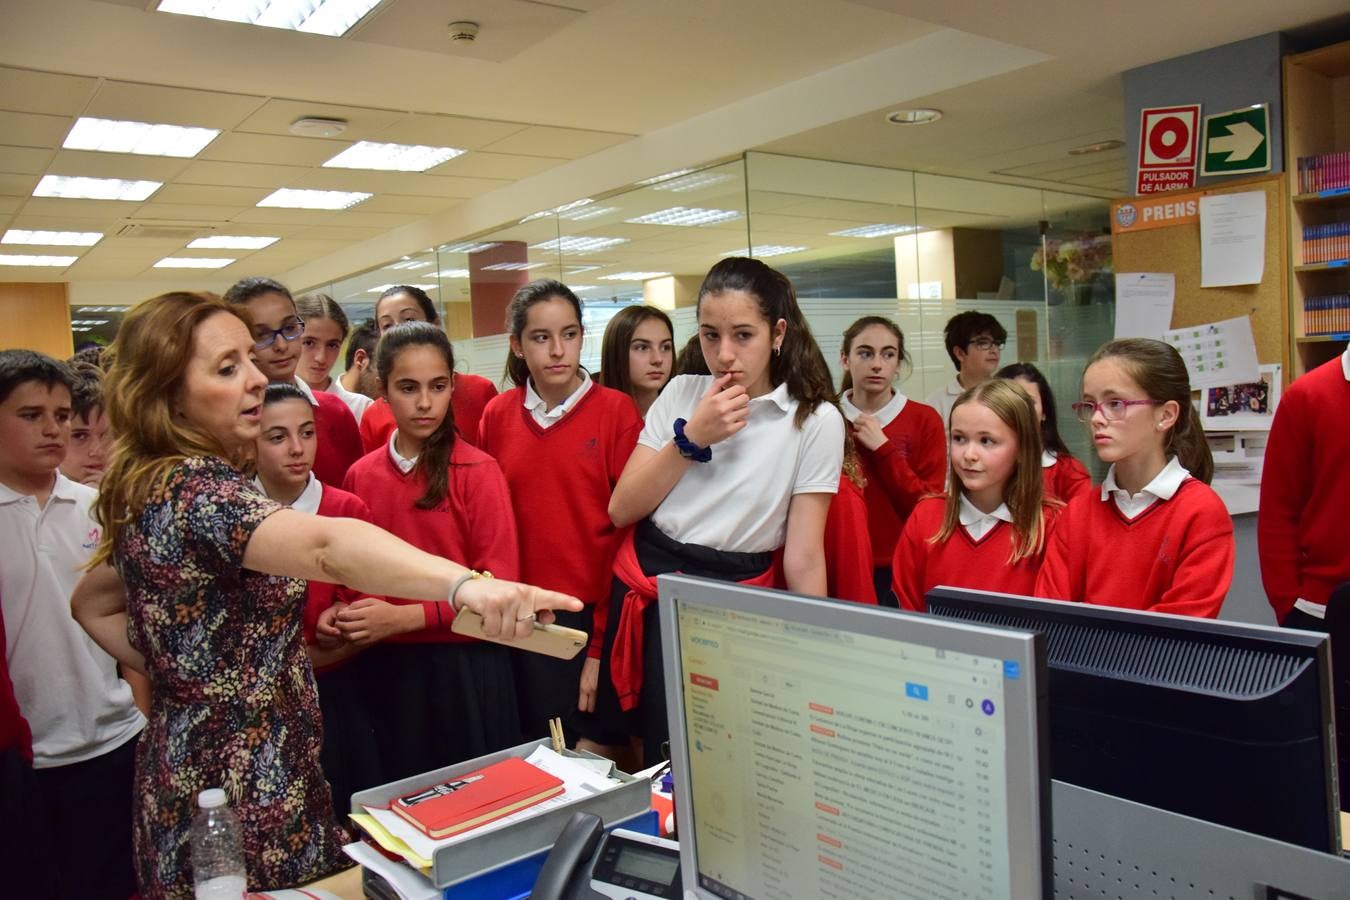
1137 104 1201 195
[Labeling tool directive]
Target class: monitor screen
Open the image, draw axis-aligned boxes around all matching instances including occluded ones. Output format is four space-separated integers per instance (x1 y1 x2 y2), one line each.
925 587 1341 853
659 574 1051 900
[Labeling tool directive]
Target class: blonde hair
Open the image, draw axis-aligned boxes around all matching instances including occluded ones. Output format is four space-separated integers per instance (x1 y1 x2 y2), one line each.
90 292 253 568
930 379 1057 564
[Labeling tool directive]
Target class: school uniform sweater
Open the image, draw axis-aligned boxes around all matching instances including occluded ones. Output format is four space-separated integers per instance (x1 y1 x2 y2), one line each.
1042 452 1091 503
478 384 643 658
1036 477 1233 618
1258 353 1350 621
825 475 878 604
310 389 363 488
341 439 520 644
854 400 947 567
359 372 499 453
301 486 373 649
0 611 32 762
893 496 1057 613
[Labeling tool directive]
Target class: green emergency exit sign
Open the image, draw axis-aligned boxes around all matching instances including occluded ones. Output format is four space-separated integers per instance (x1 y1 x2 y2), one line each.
1200 105 1270 176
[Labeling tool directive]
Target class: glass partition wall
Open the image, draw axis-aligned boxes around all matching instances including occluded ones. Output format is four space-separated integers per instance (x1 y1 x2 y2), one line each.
320 152 1114 472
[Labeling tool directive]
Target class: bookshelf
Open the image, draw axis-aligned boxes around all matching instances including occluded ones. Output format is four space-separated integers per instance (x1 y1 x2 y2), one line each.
1284 40 1350 379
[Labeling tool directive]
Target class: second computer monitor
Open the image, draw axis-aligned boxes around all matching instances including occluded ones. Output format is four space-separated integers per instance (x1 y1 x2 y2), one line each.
659 574 1052 900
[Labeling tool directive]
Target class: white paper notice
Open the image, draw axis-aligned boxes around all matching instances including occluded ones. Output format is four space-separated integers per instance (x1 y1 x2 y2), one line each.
1200 191 1266 287
342 842 440 900
1161 316 1260 389
1114 273 1175 339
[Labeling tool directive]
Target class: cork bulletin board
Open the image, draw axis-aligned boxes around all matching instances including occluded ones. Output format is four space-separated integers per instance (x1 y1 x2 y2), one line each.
1111 174 1288 374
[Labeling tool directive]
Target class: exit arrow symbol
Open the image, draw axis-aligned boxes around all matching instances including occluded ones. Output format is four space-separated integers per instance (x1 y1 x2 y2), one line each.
1210 121 1264 162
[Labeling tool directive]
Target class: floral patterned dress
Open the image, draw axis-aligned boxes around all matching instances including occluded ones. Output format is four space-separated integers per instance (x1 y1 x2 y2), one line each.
115 456 348 898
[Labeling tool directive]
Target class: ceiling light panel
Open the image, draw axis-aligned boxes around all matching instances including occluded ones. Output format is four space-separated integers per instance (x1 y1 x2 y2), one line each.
387 260 432 270
651 172 734 193
636 168 695 186
323 141 465 172
256 189 372 210
482 261 549 271
34 176 161 201
598 271 671 281
520 199 595 223
366 282 438 292
154 257 235 269
440 268 469 278
723 245 808 258
625 207 741 227
187 235 278 249
156 0 384 37
0 255 78 266
63 117 219 158
829 223 920 238
439 241 500 254
529 236 628 254
2 230 103 246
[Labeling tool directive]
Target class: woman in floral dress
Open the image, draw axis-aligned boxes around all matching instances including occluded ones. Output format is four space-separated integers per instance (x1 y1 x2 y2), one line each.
71 291 581 899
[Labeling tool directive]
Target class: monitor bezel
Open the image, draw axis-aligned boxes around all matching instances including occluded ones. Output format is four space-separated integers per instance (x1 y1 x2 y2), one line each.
659 573 1052 900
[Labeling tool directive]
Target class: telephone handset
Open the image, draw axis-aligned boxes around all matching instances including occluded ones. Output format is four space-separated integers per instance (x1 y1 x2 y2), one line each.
531 811 682 900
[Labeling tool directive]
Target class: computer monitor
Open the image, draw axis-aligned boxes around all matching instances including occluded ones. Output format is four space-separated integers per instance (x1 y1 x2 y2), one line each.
658 574 1052 900
925 587 1341 853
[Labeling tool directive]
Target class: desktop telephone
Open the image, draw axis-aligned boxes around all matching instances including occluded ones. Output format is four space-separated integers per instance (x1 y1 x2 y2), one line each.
531 812 681 900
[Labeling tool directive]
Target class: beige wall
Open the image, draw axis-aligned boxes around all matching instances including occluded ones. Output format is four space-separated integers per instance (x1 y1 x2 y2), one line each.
0 282 72 359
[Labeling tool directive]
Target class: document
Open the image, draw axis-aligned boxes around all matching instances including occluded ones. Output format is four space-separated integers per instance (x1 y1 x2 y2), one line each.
1113 273 1175 339
1200 191 1266 287
1161 316 1260 390
342 841 440 900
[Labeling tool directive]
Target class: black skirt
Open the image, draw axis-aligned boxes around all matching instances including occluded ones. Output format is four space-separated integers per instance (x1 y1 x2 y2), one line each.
511 604 594 747
314 652 382 821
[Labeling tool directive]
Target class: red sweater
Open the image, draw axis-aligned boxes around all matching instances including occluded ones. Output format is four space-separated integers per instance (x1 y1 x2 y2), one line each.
478 385 643 658
854 400 946 567
341 439 520 643
359 372 499 453
1036 479 1233 618
301 485 372 648
825 476 878 604
1043 453 1091 503
893 496 1058 613
1258 355 1350 621
0 608 33 762
312 389 363 489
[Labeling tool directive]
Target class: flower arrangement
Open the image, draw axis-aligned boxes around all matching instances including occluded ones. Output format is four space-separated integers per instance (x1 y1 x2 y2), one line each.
1030 233 1113 291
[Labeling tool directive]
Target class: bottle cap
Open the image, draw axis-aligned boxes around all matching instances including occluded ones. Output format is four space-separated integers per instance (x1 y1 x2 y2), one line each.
197 788 227 809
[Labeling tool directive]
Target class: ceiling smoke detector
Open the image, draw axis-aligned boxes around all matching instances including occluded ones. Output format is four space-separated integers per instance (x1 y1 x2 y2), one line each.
289 117 349 138
447 20 479 41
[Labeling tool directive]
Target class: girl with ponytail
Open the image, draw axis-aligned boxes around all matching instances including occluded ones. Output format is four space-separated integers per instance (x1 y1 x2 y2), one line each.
1036 338 1233 617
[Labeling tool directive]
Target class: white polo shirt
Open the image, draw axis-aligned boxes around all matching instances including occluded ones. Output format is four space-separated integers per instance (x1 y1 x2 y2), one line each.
959 493 1013 541
523 370 593 429
253 473 323 513
839 389 908 428
327 375 374 424
639 374 843 553
0 474 144 768
1099 456 1189 520
388 431 417 473
925 376 966 438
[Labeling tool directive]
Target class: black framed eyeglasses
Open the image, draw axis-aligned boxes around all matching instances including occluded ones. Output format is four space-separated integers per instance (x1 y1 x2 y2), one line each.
253 319 305 351
1070 398 1161 423
968 338 1005 351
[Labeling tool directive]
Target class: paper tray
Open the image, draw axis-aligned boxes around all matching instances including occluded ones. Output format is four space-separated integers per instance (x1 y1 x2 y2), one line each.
350 739 650 889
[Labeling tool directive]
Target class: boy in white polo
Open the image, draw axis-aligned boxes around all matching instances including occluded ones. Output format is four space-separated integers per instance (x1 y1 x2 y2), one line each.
0 349 144 900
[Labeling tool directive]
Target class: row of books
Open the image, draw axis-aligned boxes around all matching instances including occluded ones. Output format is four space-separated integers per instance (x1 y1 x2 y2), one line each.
1297 152 1350 195
1301 222 1350 264
1303 294 1350 336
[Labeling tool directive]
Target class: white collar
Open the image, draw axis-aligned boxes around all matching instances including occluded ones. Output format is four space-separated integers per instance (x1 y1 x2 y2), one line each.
946 376 965 397
1342 347 1349 381
523 370 592 419
291 376 320 407
1041 449 1057 469
0 471 78 505
750 381 793 412
840 389 908 428
252 472 322 513
1100 456 1189 503
388 430 418 473
958 493 1013 526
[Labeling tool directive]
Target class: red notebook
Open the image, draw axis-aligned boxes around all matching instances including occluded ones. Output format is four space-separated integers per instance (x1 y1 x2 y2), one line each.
389 757 565 839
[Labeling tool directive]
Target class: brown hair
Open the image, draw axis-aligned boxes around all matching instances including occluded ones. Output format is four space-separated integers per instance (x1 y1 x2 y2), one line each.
503 279 584 388
295 292 350 338
1085 338 1214 484
599 305 674 400
930 379 1057 564
839 315 909 393
91 292 254 567
697 257 837 429
376 322 457 510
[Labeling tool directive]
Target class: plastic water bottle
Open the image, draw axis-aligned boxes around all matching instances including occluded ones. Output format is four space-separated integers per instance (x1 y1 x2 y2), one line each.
190 788 248 900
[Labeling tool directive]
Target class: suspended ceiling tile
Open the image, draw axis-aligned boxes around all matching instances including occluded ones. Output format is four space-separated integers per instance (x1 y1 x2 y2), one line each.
231 207 342 225
80 238 192 259
291 224 388 241
0 67 99 117
200 132 349 167
0 111 74 149
48 149 194 181
331 210 418 228
483 126 633 159
358 194 460 215
432 151 569 180
0 197 22 215
130 202 248 222
177 160 311 189
234 99 407 141
290 168 430 194
152 183 268 206
348 0 588 63
0 146 54 176
0 173 41 196
65 255 150 278
85 81 268 131
415 174 510 198
379 114 528 151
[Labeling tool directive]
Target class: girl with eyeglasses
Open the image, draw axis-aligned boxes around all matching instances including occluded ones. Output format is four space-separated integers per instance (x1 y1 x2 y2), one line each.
224 277 363 487
996 362 1092 502
892 379 1060 613
1036 339 1233 617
